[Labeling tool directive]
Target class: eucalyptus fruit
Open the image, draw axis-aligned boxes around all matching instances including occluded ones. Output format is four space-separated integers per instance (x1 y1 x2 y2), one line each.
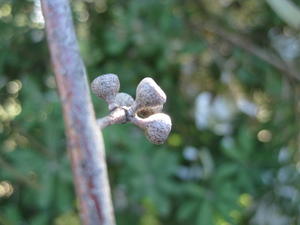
91 74 172 144
91 74 120 110
114 92 134 108
130 77 166 113
131 113 172 144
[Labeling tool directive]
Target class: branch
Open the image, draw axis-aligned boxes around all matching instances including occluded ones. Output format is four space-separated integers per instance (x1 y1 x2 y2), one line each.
0 157 40 189
40 1 115 225
97 108 127 129
199 23 300 82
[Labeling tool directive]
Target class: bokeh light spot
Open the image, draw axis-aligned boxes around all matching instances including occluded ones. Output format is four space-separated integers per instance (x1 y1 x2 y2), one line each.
7 80 22 94
167 133 182 147
4 139 17 152
257 129 272 142
0 4 12 18
0 181 14 198
239 193 252 207
229 210 241 220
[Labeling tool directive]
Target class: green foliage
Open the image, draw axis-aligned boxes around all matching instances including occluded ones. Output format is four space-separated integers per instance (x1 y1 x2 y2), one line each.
0 0 300 225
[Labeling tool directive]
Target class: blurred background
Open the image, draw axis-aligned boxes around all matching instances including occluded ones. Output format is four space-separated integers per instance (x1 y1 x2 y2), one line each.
0 0 300 224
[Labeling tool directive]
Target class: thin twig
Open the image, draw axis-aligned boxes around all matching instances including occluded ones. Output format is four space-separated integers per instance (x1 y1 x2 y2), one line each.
97 108 128 129
0 157 40 189
13 124 53 157
198 22 300 82
40 1 115 225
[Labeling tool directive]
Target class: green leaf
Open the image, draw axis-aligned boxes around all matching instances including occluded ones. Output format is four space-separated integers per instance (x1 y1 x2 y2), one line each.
177 201 199 221
197 201 213 225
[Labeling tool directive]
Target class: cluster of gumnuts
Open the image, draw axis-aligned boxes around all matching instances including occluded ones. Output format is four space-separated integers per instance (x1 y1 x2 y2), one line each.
91 74 172 145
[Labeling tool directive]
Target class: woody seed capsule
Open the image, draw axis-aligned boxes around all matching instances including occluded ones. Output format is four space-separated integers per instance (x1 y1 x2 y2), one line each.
133 77 166 112
131 113 172 144
91 74 120 106
114 92 134 108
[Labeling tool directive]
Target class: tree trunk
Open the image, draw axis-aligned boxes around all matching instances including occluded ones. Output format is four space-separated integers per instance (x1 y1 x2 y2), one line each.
40 0 116 225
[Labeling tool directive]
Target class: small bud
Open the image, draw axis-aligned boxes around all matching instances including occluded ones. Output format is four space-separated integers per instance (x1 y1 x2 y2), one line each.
91 74 120 105
115 92 134 108
137 105 163 118
133 77 166 112
131 113 172 144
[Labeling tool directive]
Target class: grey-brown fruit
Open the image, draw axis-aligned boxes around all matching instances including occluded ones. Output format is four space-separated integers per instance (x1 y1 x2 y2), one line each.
91 74 120 104
144 113 171 144
131 113 172 144
115 92 134 108
134 77 166 111
136 105 163 118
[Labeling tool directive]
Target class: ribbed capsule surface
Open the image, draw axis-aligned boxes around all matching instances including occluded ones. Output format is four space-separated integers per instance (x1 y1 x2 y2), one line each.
135 77 166 110
91 74 120 102
144 113 172 144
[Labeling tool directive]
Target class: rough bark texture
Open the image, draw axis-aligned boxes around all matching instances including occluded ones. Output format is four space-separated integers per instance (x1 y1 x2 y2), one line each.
40 1 116 225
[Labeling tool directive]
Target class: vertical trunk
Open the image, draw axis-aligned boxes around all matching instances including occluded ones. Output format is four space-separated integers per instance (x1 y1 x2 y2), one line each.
40 0 116 225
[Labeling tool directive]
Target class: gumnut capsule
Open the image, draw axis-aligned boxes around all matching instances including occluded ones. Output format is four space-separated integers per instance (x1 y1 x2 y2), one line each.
131 113 172 144
114 92 134 108
91 74 120 110
132 77 166 112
